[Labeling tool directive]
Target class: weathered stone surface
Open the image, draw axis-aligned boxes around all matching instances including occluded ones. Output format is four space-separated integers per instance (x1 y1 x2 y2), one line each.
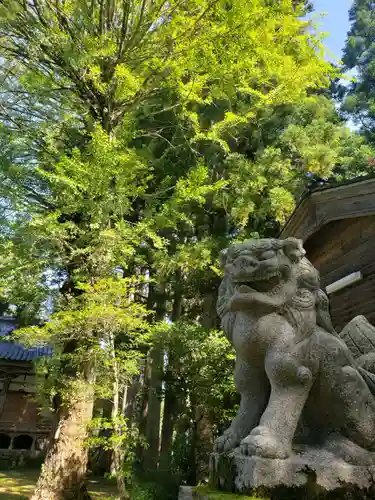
211 449 375 492
178 485 193 500
212 237 375 492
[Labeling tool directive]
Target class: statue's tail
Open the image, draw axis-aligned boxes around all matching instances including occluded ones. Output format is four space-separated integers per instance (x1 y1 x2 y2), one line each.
340 315 375 395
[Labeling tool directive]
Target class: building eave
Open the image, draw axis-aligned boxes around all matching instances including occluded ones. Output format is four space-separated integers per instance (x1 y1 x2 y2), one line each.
280 176 375 242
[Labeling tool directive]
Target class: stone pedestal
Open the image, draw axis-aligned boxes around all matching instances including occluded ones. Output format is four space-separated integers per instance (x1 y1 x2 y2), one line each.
210 448 375 499
178 486 193 500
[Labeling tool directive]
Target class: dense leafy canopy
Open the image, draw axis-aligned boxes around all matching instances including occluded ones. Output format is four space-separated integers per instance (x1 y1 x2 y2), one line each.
0 0 342 322
0 0 373 498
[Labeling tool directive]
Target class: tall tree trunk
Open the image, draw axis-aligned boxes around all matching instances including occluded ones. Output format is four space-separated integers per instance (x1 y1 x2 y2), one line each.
201 289 219 329
30 379 95 500
111 338 131 500
31 272 97 500
135 361 150 467
159 382 177 470
160 280 182 469
90 399 113 475
186 401 203 487
144 344 163 471
143 282 166 471
124 374 140 426
112 448 128 500
195 408 214 482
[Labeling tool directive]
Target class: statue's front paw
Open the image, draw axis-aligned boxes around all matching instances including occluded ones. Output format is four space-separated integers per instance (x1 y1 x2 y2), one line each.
240 426 291 459
214 430 242 453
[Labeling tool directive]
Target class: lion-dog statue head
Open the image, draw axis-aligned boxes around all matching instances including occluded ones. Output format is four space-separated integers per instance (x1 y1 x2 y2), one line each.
217 237 335 342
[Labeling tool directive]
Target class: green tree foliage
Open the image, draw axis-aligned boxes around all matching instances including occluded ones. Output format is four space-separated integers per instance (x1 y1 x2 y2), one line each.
0 0 332 131
0 0 371 497
342 0 375 144
164 323 235 482
0 0 337 313
16 277 150 499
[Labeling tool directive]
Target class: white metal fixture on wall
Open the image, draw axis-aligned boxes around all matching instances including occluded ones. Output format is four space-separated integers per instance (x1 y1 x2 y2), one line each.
325 271 362 295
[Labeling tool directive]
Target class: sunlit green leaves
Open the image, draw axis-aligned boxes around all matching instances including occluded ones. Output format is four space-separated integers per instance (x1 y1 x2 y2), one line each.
0 0 335 131
13 277 150 399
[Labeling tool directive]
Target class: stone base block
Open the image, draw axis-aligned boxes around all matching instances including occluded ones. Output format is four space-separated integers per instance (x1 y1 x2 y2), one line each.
210 448 375 498
178 485 193 500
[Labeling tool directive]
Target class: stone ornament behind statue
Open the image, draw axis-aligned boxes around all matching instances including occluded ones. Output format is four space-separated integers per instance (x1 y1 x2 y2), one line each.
215 237 375 465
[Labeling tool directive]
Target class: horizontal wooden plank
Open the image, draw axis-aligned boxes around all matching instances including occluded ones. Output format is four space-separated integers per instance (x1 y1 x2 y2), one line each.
332 314 375 332
332 300 375 318
306 217 375 275
331 299 375 327
328 278 375 301
326 270 375 330
319 242 375 286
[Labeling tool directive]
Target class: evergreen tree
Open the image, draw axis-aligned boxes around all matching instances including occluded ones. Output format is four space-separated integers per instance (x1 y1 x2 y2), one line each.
342 0 375 145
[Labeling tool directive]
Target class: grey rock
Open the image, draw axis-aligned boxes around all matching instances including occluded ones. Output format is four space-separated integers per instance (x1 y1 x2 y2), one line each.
214 237 375 472
178 485 193 500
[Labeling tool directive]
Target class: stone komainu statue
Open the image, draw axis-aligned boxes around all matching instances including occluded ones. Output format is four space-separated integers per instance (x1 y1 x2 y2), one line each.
215 237 375 464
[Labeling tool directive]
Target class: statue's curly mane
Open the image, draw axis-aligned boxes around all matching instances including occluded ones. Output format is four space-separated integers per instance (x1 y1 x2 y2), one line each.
218 238 335 342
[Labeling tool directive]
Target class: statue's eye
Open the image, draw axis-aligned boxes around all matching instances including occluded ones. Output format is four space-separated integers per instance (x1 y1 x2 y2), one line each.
259 250 276 260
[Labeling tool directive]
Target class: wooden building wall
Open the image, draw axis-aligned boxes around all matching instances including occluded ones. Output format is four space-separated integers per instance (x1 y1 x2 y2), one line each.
0 360 52 458
304 215 375 331
1 392 45 432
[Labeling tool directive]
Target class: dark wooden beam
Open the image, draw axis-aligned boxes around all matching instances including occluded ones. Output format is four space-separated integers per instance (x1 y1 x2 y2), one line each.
0 378 11 418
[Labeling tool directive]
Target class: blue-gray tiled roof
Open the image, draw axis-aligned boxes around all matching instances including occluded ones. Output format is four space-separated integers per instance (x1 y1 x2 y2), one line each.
0 342 52 361
0 317 17 337
0 316 52 361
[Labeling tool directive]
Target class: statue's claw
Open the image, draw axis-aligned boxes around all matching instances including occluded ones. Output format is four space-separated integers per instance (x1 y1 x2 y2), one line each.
214 429 242 453
240 426 291 459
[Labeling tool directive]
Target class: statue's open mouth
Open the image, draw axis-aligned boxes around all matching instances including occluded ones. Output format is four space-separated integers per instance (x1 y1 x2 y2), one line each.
234 270 282 293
